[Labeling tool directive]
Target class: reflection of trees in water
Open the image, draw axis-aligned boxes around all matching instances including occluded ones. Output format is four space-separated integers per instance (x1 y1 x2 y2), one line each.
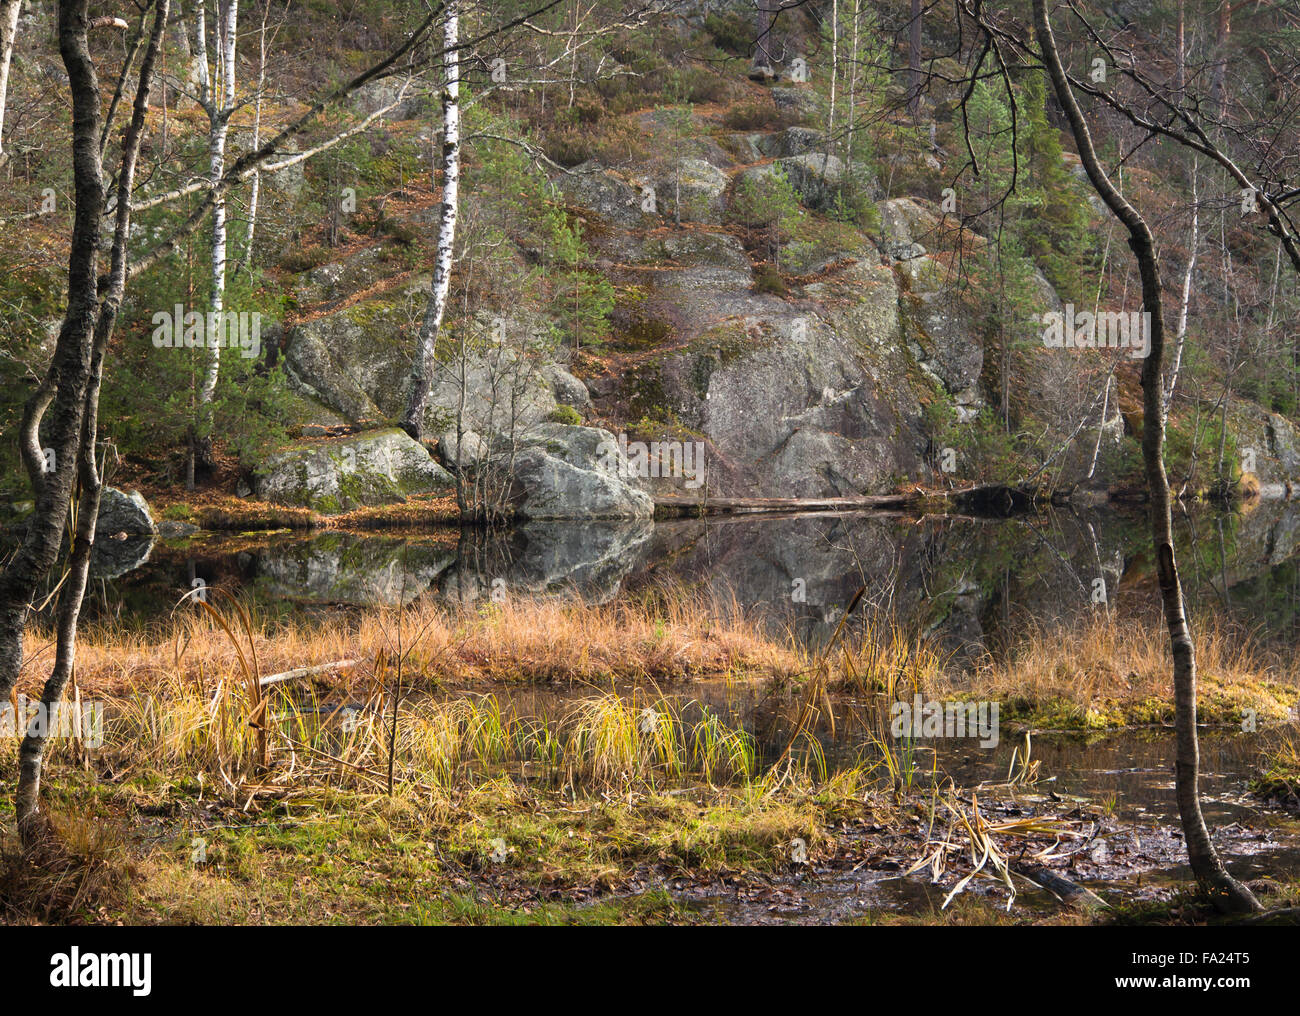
53 503 1300 657
442 526 523 607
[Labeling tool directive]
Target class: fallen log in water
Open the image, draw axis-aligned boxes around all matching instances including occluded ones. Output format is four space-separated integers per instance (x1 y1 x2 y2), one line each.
1012 862 1109 911
258 659 361 688
653 484 1041 518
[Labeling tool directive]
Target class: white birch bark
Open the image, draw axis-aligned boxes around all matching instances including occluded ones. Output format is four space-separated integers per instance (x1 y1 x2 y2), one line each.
198 1 238 418
1164 159 1199 425
0 0 24 163
238 1 271 277
402 3 460 440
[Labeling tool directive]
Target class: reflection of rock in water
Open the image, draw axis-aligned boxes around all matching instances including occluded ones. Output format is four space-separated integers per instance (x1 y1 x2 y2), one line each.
90 487 158 579
514 520 653 602
249 522 652 607
81 501 1300 657
438 520 653 605
91 534 155 580
255 534 454 605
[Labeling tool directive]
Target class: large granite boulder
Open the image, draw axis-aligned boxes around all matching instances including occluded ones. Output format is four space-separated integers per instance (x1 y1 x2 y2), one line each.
878 197 944 261
756 126 827 159
285 275 569 435
91 488 156 579
253 428 453 514
95 487 156 537
284 275 425 426
553 162 649 228
738 153 878 215
649 157 730 224
620 258 929 498
509 424 654 520
770 86 822 124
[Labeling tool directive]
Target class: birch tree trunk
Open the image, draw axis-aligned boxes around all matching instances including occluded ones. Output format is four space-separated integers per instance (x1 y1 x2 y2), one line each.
6 0 168 839
237 1 271 277
825 0 837 157
1032 0 1259 915
844 0 859 190
401 2 460 442
194 0 238 473
1164 159 1198 425
0 0 22 165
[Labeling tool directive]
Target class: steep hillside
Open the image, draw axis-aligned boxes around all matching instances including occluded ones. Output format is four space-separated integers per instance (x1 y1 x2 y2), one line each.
1 0 1297 523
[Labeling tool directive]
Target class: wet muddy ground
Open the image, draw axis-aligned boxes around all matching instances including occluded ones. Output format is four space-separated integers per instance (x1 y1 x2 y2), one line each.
373 682 1300 923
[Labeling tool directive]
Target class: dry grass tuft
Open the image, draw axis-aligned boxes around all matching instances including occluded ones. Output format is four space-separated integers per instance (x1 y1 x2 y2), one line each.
939 613 1299 728
20 590 803 700
0 813 136 924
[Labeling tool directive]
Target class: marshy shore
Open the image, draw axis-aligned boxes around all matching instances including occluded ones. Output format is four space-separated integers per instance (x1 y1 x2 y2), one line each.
2 594 1298 925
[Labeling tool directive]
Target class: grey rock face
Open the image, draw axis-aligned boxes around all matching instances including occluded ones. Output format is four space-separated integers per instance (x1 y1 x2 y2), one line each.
898 255 983 408
637 259 928 497
649 157 730 224
284 274 425 425
621 230 752 273
427 342 562 437
878 197 942 260
1232 409 1300 493
775 152 844 212
436 428 489 469
553 162 648 228
285 276 562 435
509 424 654 520
253 428 453 514
350 78 429 121
96 488 156 537
1267 413 1300 480
739 153 878 214
757 126 826 159
770 86 822 123
544 364 595 413
295 246 390 305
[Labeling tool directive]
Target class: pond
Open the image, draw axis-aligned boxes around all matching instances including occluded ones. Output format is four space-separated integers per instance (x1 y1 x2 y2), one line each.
83 500 1300 661
47 500 1300 917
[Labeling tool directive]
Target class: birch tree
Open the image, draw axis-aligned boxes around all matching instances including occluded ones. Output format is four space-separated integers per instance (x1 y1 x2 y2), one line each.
235 0 278 277
907 0 922 120
5 0 170 842
0 0 21 166
401 0 460 441
1031 0 1260 915
189 0 240 475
